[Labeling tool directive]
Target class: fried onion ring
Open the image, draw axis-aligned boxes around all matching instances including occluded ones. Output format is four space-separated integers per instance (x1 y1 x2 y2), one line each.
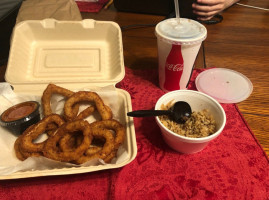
85 146 103 156
41 83 80 132
14 127 42 161
58 131 83 151
75 105 95 120
19 114 65 153
90 119 125 149
103 150 117 163
14 84 125 165
74 127 115 164
64 91 112 121
42 83 79 116
43 120 92 162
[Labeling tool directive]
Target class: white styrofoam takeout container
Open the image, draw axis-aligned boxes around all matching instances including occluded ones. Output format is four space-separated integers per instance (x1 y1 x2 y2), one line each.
0 19 137 179
155 90 226 154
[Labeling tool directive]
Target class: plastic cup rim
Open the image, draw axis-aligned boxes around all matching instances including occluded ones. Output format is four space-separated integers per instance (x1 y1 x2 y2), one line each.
155 18 207 45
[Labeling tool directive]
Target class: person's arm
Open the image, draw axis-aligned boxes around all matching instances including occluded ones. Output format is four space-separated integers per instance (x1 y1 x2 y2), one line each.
192 0 240 21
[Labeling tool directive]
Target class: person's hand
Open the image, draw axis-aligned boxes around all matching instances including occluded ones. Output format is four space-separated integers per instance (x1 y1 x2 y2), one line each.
192 0 239 21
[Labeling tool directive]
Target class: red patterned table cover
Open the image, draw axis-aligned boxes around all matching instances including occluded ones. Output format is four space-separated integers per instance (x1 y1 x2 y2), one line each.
75 0 109 13
0 68 268 200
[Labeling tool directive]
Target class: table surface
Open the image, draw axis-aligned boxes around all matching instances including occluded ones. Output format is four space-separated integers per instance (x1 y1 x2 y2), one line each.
0 0 268 156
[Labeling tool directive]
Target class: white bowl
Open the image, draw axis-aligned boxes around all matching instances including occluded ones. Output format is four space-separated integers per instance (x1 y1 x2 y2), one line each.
155 90 226 154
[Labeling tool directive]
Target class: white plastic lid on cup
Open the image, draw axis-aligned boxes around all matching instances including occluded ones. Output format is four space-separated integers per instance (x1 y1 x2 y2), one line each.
195 68 253 103
155 18 207 45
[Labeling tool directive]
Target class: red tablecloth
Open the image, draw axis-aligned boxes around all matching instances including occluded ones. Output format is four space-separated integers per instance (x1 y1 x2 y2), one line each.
0 68 268 200
75 0 109 13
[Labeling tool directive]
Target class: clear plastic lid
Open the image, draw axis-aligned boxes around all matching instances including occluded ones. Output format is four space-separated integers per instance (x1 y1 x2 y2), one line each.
195 68 253 103
155 18 207 45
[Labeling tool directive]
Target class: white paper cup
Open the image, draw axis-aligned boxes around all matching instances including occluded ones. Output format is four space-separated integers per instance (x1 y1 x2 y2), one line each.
155 90 226 154
155 18 207 92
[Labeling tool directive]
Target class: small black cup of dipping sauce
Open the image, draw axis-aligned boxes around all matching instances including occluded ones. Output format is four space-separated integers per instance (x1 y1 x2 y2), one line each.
0 101 40 135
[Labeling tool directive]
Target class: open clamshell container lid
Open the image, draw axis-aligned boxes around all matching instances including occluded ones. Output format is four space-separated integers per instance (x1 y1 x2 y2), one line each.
1 19 137 179
6 19 125 91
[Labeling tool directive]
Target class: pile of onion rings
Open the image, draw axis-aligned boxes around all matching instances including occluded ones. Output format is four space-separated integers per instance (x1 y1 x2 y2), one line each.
14 84 125 164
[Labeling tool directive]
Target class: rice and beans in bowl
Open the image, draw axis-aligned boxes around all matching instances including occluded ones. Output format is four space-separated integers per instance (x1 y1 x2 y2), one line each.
159 101 216 138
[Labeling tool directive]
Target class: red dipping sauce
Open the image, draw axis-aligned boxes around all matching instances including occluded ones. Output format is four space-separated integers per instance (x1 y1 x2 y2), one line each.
0 101 40 135
1 102 37 122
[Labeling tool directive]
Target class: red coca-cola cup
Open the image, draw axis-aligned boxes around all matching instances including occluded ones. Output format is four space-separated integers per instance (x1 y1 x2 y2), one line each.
155 18 207 92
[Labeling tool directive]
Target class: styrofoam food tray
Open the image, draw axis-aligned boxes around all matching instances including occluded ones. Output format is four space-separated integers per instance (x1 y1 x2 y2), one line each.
0 19 137 179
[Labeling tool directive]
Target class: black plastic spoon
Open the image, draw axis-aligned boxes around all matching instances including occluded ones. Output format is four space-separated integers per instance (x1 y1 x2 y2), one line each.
127 101 192 124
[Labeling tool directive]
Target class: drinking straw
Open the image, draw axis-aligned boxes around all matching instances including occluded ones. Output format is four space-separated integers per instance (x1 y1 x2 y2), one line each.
174 0 180 18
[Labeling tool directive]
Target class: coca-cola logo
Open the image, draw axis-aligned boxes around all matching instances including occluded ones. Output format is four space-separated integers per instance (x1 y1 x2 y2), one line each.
165 63 184 71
